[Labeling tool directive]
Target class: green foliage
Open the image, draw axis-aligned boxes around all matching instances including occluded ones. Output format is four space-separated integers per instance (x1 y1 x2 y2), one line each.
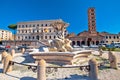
107 47 116 51
101 47 107 51
100 46 119 51
8 24 17 30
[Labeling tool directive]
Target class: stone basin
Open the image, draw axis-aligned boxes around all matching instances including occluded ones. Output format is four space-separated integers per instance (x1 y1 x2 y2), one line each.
30 50 92 65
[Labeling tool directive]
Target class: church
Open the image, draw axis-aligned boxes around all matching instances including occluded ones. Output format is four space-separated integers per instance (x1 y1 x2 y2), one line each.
67 8 105 46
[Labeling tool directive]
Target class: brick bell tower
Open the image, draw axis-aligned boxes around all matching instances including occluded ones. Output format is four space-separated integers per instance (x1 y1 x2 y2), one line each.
88 8 97 34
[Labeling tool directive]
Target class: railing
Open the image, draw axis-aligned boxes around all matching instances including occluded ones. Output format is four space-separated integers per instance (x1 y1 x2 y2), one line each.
8 60 106 73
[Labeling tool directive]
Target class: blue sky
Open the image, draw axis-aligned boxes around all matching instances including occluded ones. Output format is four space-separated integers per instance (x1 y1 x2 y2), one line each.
0 0 120 34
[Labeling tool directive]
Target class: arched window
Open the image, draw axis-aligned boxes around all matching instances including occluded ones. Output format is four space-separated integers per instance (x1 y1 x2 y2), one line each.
96 41 99 45
72 41 75 46
77 41 80 46
81 41 85 45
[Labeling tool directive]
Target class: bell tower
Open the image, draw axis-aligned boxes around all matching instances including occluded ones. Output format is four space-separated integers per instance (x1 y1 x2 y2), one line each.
88 8 97 34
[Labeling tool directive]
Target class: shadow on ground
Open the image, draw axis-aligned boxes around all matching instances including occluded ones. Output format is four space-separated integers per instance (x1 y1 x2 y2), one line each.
20 77 36 80
48 74 89 80
0 69 3 73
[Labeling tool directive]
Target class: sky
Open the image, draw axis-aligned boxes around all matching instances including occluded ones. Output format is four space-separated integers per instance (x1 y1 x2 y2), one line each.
0 0 120 34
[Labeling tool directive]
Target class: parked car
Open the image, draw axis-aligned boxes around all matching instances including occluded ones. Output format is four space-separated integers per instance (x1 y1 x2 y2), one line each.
17 46 29 50
0 47 6 52
89 45 98 48
5 45 10 48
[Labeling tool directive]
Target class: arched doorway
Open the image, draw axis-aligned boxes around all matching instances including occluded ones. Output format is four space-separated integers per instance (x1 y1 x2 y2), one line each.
72 41 75 46
81 41 85 45
87 38 92 46
96 41 99 45
77 41 80 46
92 41 95 45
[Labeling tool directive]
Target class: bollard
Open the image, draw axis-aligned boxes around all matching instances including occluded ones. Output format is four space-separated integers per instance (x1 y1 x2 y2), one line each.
89 58 98 80
1 51 8 64
108 51 112 60
109 52 118 69
3 54 13 73
21 48 25 54
11 49 15 58
37 59 46 80
99 49 103 56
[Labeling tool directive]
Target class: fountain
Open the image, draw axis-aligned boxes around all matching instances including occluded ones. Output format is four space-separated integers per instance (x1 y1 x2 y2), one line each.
30 20 92 65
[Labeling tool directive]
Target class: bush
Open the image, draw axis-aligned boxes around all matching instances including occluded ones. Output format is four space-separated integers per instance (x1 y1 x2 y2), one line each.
101 47 107 51
108 47 115 51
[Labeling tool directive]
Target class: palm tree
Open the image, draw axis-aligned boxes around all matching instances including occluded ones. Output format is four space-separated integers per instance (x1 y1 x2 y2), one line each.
8 24 17 45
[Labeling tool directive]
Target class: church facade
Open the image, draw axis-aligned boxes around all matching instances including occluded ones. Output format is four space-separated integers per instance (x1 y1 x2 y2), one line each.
68 8 105 46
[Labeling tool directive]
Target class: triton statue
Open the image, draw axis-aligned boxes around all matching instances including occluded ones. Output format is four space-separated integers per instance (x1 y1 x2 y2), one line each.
50 20 73 52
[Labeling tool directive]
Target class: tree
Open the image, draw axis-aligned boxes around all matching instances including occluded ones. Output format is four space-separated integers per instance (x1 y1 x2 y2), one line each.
8 24 17 45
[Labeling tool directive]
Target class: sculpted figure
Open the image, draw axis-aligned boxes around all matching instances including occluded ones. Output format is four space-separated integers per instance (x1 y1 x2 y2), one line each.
50 20 73 52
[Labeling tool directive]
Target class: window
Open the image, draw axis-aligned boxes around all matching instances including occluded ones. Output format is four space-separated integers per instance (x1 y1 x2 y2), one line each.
33 25 35 27
25 36 27 39
49 29 51 32
41 24 43 26
106 41 108 43
117 36 119 39
22 25 24 28
29 36 31 39
26 25 27 27
37 24 39 26
37 30 39 33
106 36 108 39
45 36 47 39
26 30 27 33
33 30 35 33
109 36 111 39
33 36 34 39
113 36 116 39
45 24 47 26
91 13 94 15
41 36 43 39
91 9 94 12
49 36 51 39
54 36 56 39
92 21 95 23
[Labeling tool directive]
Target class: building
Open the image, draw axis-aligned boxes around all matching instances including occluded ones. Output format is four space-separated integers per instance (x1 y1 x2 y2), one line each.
68 8 104 46
0 29 13 41
14 19 68 46
67 8 120 46
100 32 120 44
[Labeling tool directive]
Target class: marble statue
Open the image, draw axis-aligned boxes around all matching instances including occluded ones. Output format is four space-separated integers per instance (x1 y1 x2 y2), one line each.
50 20 73 52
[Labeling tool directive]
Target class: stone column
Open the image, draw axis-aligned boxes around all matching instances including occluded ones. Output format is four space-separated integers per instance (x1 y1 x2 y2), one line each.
1 51 8 64
37 59 46 80
3 54 13 73
21 48 25 54
89 58 98 80
109 51 118 69
11 49 15 58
